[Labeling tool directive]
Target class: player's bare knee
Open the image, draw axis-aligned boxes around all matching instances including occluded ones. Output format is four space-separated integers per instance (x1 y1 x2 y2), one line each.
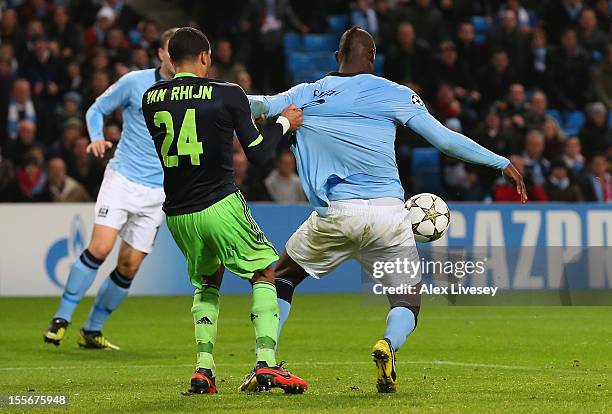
116 260 139 279
252 265 275 284
86 242 113 262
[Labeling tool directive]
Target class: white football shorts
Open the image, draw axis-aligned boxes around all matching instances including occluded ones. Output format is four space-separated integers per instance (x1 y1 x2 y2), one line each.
285 198 421 286
94 167 165 253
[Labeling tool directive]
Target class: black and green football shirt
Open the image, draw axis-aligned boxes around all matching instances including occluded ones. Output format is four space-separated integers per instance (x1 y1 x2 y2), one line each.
141 72 286 216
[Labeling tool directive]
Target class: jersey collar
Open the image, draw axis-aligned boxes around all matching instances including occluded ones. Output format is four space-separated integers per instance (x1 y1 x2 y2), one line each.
328 71 370 77
174 72 198 78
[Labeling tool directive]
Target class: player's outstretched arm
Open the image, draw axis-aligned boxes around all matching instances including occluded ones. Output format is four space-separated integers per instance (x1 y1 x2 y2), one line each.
407 112 527 202
85 74 131 158
248 83 311 118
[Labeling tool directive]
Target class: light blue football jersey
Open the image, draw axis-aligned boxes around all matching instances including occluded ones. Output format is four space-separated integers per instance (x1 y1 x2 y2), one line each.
249 73 509 214
86 68 165 188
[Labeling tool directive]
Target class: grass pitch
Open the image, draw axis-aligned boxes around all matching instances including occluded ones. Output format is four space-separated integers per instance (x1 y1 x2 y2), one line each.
0 295 610 413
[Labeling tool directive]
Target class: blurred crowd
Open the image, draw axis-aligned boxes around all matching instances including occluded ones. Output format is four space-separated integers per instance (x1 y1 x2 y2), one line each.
0 0 611 204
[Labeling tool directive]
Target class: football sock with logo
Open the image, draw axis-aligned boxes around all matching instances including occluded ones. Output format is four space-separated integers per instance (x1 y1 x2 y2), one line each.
384 307 416 351
54 249 103 322
252 282 279 367
192 285 220 374
275 278 295 344
82 268 133 331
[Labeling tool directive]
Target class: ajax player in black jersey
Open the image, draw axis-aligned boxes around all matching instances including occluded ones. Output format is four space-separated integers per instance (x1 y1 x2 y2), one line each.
141 27 307 394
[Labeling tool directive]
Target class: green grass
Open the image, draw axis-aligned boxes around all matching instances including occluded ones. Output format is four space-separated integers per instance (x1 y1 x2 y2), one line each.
0 295 611 413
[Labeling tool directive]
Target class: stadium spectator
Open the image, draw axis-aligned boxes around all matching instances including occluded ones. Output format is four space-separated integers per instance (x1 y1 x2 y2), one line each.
525 28 550 90
480 50 517 105
8 152 50 202
103 0 141 31
55 92 83 132
543 0 583 44
578 154 612 202
399 0 447 49
383 22 428 90
84 70 111 108
351 0 379 38
494 155 548 202
498 83 528 132
577 8 608 60
473 109 518 156
233 149 271 201
47 157 91 203
105 27 131 65
523 130 551 186
84 7 116 55
429 41 477 101
140 20 161 63
0 148 15 201
541 116 566 160
433 83 462 120
5 119 37 164
547 27 591 110
524 90 548 131
63 61 85 95
130 46 151 70
0 9 26 59
212 39 246 84
544 159 583 201
489 9 529 77
264 149 307 203
374 0 393 51
242 0 308 92
593 0 611 33
6 79 39 142
47 5 83 59
20 35 63 104
48 119 83 163
579 102 612 157
67 137 104 198
500 0 532 32
562 137 586 178
455 21 486 70
593 45 612 109
236 69 257 94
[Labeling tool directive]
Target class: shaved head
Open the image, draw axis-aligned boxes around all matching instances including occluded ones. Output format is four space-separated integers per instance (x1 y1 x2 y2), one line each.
337 27 376 72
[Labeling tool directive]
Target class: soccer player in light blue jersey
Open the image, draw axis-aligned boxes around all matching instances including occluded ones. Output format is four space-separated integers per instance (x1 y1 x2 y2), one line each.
248 27 526 392
44 28 178 350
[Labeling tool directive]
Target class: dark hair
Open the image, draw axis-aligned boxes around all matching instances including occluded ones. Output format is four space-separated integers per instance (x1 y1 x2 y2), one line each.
338 26 375 60
168 27 211 64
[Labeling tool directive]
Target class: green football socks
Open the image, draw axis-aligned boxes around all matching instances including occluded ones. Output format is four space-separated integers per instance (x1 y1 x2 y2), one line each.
192 285 220 374
251 281 280 367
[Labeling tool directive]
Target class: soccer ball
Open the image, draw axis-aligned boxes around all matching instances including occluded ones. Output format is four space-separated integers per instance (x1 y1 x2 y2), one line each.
406 193 451 242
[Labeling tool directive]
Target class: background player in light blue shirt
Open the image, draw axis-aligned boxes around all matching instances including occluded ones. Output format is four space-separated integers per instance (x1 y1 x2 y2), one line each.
249 27 526 392
44 29 178 350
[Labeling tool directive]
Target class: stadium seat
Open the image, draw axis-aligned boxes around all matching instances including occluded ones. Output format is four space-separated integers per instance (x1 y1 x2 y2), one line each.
471 16 490 34
565 111 585 136
410 148 444 195
327 15 349 33
303 34 338 52
608 111 612 126
287 52 320 72
284 33 303 51
546 109 563 126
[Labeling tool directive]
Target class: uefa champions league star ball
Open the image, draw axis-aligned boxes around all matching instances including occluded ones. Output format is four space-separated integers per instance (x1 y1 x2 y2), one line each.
406 193 451 242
